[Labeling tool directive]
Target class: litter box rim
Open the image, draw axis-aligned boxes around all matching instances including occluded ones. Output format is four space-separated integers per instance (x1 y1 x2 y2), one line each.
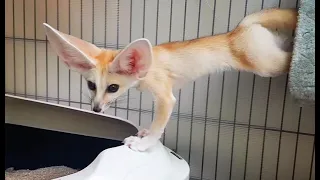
5 94 139 141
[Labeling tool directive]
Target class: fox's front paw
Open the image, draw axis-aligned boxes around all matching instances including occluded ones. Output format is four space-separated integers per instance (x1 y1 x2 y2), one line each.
123 132 161 152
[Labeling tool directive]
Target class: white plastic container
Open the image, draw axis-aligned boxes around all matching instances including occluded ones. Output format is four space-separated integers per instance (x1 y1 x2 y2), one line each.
54 141 190 180
5 94 190 180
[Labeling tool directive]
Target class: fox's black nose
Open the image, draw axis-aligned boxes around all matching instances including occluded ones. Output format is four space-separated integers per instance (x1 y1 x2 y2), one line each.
93 106 102 112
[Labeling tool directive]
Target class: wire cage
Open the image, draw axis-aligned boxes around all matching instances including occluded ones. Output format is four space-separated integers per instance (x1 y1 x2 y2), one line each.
5 0 315 179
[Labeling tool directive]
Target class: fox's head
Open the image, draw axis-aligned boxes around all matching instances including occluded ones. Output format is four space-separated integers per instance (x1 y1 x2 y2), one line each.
43 23 153 113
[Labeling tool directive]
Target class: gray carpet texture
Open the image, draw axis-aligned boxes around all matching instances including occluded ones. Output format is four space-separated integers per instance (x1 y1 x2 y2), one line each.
289 0 315 105
5 166 78 180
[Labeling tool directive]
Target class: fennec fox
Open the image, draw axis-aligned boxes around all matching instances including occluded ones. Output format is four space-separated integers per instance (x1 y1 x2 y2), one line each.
43 8 297 151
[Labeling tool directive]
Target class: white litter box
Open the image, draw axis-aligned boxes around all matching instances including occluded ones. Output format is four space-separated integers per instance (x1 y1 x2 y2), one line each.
5 94 190 180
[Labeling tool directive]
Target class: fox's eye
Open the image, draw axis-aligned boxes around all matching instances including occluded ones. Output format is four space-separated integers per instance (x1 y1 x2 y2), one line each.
87 81 96 91
107 84 119 93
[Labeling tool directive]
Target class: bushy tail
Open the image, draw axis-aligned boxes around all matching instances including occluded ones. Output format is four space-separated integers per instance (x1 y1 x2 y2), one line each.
239 8 298 30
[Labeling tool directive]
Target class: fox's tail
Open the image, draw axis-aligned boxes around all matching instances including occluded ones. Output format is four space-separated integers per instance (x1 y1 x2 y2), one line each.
239 8 298 30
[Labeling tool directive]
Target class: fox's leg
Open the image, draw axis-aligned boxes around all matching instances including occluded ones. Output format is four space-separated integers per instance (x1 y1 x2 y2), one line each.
124 82 176 151
149 92 176 134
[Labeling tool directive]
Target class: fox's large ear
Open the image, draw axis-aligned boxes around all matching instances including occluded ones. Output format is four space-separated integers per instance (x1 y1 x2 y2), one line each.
109 38 153 79
43 23 101 75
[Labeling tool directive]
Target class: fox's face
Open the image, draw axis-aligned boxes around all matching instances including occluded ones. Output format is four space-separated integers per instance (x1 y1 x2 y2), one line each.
43 23 153 112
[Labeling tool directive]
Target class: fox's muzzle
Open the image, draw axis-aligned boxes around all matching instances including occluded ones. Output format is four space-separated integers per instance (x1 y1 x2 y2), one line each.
92 104 102 112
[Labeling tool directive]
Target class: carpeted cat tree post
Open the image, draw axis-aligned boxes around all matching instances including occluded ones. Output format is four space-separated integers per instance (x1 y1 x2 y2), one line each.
289 0 315 106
